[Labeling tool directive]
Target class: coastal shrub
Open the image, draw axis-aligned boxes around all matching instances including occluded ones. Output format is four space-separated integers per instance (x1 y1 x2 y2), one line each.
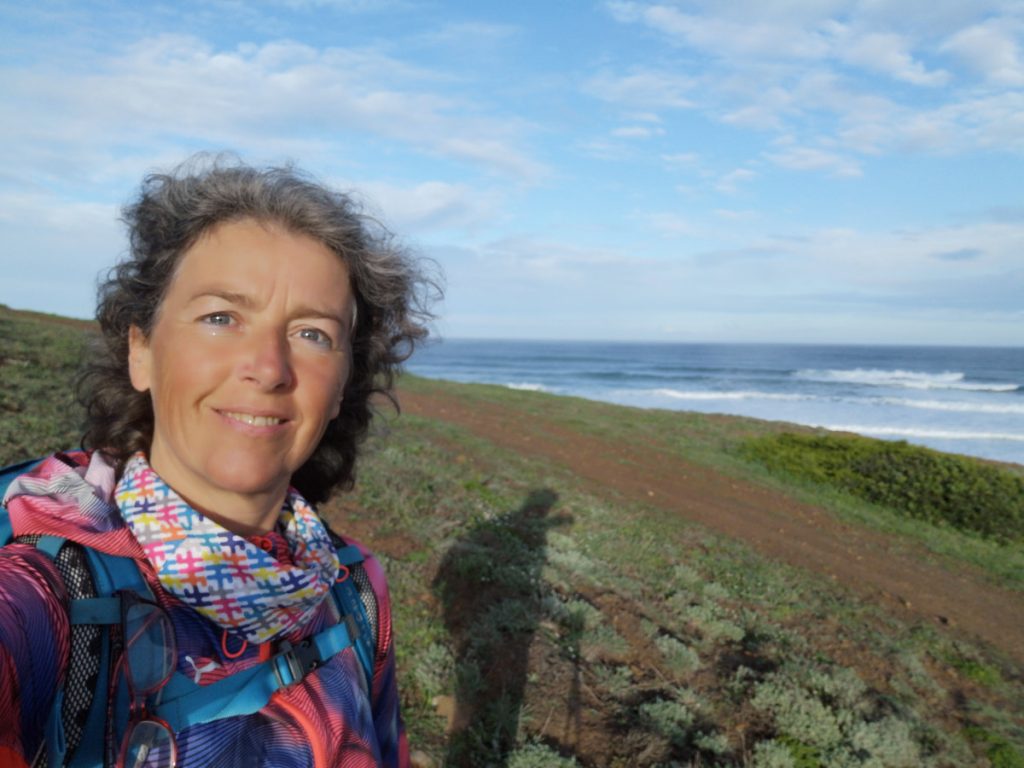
592 663 634 698
750 659 931 767
507 741 579 768
739 432 1024 541
751 678 843 750
580 622 630 660
655 634 702 675
638 697 695 747
676 600 746 645
964 726 1024 768
752 739 802 768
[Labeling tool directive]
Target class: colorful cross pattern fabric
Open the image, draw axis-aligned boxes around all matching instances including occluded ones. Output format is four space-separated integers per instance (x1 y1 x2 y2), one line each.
117 452 340 644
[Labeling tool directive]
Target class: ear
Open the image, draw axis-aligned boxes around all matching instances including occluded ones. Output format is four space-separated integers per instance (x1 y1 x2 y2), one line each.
328 391 343 421
128 325 153 393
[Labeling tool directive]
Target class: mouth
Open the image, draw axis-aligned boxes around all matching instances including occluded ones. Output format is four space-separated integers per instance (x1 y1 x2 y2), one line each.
220 410 287 427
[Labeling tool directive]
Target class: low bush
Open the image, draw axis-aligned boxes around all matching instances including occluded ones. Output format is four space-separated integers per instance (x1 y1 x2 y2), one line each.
740 432 1024 541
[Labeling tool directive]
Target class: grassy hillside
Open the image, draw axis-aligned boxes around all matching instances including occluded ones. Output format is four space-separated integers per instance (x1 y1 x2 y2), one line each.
0 305 95 464
2 306 1022 767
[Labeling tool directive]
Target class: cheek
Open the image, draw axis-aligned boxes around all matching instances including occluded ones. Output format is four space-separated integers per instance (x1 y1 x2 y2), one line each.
148 341 218 411
305 361 348 423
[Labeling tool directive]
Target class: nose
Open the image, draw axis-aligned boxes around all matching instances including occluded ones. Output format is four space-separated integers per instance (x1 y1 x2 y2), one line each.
240 326 294 391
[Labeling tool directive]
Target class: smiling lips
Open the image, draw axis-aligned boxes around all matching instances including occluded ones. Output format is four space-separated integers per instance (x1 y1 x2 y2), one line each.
220 410 287 427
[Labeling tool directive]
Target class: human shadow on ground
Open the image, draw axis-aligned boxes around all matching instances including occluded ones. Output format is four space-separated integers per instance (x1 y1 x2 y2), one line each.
433 488 570 767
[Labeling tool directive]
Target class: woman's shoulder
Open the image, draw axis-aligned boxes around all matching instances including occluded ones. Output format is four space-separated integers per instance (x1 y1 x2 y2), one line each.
3 450 145 559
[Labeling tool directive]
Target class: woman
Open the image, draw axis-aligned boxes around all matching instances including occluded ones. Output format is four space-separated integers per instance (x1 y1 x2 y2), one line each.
0 157 433 767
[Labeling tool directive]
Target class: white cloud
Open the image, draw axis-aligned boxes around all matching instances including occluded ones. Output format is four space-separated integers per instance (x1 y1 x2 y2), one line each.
715 168 757 193
0 35 546 183
440 237 632 304
941 19 1024 85
602 2 1024 163
585 69 696 109
838 30 950 86
607 2 834 59
766 146 862 176
642 212 695 236
434 213 1024 342
352 180 502 233
662 152 701 168
273 0 409 10
719 86 794 131
737 219 1024 291
611 125 664 138
714 208 758 220
415 21 520 48
626 112 664 123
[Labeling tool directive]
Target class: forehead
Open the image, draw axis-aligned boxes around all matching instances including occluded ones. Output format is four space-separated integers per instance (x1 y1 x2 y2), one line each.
166 218 353 308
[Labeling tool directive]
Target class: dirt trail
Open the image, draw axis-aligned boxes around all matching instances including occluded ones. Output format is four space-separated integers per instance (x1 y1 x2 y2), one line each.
399 387 1022 666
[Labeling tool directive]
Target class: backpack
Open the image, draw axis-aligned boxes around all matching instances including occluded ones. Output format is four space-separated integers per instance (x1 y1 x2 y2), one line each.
0 456 379 767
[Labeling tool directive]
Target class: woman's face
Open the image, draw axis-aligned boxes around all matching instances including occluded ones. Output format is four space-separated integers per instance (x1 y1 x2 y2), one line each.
128 218 354 522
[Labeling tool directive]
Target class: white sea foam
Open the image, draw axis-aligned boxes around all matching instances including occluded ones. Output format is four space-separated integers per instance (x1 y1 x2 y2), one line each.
879 397 1024 415
795 368 1018 392
506 382 547 392
654 388 809 402
822 424 1024 442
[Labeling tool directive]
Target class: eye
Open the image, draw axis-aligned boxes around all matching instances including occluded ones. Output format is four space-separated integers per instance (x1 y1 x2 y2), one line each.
201 312 234 327
297 327 333 349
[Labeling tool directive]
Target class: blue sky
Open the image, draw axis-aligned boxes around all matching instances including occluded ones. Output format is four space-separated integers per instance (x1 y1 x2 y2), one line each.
1 1 1021 344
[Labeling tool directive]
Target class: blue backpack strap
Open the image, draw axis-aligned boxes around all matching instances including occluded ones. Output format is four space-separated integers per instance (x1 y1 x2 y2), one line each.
6 533 80 768
155 618 359 731
153 540 377 731
34 539 150 768
76 548 152 766
335 544 364 566
332 546 376 696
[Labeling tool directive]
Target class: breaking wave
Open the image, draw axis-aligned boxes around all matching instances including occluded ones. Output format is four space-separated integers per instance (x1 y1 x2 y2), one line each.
822 425 1024 442
879 397 1024 415
653 389 809 402
795 368 1018 392
505 382 548 392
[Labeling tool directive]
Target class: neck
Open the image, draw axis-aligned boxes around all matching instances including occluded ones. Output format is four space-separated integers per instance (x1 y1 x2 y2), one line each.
142 451 287 537
187 494 284 537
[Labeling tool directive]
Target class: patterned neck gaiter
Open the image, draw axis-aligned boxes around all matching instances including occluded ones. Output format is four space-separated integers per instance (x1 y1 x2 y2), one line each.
116 452 340 645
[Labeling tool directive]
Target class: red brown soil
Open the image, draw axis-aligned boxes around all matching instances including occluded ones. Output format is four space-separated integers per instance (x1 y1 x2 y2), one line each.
398 386 1024 668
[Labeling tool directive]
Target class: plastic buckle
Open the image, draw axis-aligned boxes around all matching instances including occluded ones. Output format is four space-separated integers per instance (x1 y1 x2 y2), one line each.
272 639 320 689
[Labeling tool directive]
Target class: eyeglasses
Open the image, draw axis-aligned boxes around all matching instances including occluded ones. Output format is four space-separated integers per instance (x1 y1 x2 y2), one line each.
116 591 178 768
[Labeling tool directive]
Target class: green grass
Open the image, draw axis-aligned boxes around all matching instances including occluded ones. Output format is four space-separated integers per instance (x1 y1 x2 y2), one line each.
0 305 95 465
3 308 1022 767
740 431 1024 542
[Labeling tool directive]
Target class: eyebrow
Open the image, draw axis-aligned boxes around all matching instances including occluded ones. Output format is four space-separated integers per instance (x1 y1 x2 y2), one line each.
190 289 356 331
191 289 252 307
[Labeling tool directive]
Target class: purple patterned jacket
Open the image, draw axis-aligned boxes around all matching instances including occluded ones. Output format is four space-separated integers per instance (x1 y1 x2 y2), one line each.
0 451 408 767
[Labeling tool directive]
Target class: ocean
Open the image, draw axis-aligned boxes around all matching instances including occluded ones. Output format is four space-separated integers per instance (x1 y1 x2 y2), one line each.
406 339 1024 467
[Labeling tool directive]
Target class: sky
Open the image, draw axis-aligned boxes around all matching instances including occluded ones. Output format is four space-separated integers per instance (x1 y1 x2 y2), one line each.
1 1 1022 345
